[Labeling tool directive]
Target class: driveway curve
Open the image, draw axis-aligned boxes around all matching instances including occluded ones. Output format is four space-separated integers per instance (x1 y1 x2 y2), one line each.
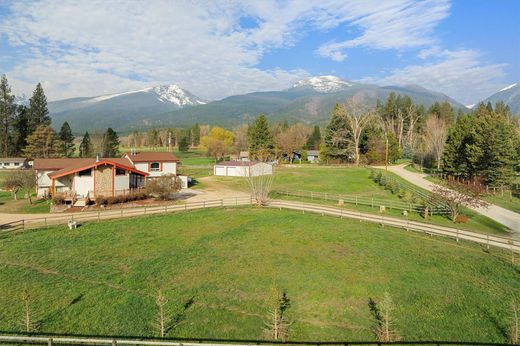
375 164 520 236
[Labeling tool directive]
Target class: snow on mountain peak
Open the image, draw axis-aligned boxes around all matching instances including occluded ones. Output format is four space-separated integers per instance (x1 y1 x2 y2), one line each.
84 84 205 107
292 75 353 93
14 94 29 106
152 85 205 106
499 83 518 92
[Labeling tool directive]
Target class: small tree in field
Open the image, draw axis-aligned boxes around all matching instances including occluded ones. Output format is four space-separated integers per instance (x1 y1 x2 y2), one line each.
146 174 182 200
510 299 519 345
431 181 488 222
2 170 36 204
368 292 400 342
155 289 170 337
21 290 38 332
264 286 292 341
247 149 274 206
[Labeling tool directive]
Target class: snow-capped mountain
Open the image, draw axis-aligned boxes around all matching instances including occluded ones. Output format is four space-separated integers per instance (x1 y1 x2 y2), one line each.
13 94 29 106
49 84 204 132
292 75 354 93
481 83 520 115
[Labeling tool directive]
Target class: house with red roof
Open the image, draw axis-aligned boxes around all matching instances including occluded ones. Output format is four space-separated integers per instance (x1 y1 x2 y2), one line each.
34 151 188 203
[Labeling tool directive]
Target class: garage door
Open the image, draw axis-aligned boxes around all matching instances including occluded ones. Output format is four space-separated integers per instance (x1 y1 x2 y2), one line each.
226 166 237 176
215 167 226 176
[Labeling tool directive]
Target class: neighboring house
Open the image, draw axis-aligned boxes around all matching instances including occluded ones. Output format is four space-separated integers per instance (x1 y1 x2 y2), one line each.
239 151 250 161
214 161 273 177
123 151 188 188
307 150 320 163
0 157 29 169
34 158 148 200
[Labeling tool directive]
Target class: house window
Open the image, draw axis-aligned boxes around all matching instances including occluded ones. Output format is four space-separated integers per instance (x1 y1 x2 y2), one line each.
78 169 92 177
14 162 20 166
116 168 126 175
150 162 161 171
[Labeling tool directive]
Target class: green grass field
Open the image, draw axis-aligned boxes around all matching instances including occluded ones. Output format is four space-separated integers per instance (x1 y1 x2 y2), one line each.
0 208 518 342
0 191 50 214
208 166 508 235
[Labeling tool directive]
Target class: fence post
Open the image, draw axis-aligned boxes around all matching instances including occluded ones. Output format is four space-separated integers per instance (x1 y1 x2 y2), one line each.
165 205 168 213
371 198 374 208
45 217 47 227
112 340 117 346
456 229 459 242
487 235 490 250
203 201 206 208
98 211 100 221
235 197 238 206
144 206 147 215
121 209 123 217
48 338 53 346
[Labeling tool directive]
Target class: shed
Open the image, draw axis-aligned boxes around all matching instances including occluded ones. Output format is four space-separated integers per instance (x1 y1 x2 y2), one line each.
307 150 320 163
213 161 273 177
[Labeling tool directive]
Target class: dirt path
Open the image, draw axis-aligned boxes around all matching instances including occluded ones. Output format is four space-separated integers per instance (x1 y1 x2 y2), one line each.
376 164 520 235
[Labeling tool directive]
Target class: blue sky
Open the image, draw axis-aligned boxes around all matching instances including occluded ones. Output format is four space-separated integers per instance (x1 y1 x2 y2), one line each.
0 0 518 104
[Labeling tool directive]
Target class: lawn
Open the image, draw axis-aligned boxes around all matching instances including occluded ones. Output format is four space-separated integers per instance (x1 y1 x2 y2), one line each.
0 208 518 342
0 191 51 214
207 166 508 235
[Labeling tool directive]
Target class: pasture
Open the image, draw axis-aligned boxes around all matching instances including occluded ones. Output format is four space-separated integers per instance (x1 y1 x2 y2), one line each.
0 208 518 342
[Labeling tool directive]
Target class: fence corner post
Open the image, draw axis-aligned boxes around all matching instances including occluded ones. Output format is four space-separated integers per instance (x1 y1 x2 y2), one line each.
48 338 53 346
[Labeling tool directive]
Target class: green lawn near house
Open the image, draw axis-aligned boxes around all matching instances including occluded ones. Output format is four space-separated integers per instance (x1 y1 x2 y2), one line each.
0 208 518 342
0 191 51 214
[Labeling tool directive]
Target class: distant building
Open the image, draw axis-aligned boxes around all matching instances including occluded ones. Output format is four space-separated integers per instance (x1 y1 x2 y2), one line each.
307 150 320 163
0 157 29 169
239 151 250 161
213 161 273 177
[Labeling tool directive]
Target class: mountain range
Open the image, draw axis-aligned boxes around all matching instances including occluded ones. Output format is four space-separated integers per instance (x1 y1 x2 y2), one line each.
481 83 520 115
46 76 518 133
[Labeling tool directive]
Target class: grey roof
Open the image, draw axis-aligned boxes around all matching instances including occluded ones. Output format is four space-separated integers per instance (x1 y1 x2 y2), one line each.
0 157 27 163
307 150 320 155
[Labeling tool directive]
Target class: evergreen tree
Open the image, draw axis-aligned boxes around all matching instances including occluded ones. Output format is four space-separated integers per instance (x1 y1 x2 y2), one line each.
58 121 75 157
79 131 93 157
13 105 30 155
323 104 353 162
23 125 62 159
0 75 15 157
248 114 274 160
178 136 189 152
28 83 51 132
101 128 120 157
191 123 201 147
306 125 321 150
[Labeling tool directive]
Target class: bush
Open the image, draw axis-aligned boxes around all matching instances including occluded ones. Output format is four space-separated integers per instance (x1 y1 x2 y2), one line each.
52 194 65 205
106 196 118 205
455 215 469 224
95 196 107 206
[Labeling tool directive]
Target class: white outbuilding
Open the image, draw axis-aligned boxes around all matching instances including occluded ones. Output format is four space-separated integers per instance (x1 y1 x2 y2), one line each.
213 161 273 177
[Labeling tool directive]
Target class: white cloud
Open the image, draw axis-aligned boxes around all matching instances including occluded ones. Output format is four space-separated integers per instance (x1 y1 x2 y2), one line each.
315 0 451 61
360 49 506 104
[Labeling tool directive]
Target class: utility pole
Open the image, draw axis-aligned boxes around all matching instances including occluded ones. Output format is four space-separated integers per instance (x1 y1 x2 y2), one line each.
385 137 389 172
168 131 172 152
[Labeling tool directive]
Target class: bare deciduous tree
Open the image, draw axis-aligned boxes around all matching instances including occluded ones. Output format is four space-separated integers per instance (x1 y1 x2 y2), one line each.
155 289 169 337
345 97 376 166
423 115 448 170
247 159 274 206
21 290 38 332
368 292 400 342
274 123 311 163
431 181 488 221
233 124 249 153
264 286 292 341
2 170 36 204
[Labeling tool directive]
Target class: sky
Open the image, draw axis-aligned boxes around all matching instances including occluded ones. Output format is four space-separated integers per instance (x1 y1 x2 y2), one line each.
0 0 518 104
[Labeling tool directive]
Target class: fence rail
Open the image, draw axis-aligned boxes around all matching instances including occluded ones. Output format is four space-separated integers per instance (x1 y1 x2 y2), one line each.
268 200 520 254
0 334 514 346
273 190 449 215
0 196 253 235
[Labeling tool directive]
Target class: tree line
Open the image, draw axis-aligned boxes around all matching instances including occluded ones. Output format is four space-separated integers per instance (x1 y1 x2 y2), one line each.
0 75 121 159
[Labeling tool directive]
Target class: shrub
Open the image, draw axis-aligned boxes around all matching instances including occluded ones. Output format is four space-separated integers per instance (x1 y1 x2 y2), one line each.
52 194 65 205
106 196 118 205
95 196 107 206
454 215 469 224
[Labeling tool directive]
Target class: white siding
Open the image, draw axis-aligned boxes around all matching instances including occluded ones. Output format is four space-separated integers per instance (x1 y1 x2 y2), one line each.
215 166 225 176
114 174 130 192
214 163 272 177
74 174 93 197
134 161 177 177
36 170 53 197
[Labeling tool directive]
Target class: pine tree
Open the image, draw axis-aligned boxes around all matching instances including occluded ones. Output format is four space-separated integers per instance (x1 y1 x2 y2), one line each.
178 136 189 152
323 103 353 162
23 125 62 159
101 128 119 157
28 83 51 132
79 131 93 157
0 75 15 157
306 125 321 150
248 114 274 160
191 123 201 147
13 105 30 155
58 121 75 157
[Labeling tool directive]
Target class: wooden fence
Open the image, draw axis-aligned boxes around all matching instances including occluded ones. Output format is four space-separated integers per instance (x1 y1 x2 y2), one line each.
273 189 450 216
268 200 520 254
0 196 253 235
0 334 514 346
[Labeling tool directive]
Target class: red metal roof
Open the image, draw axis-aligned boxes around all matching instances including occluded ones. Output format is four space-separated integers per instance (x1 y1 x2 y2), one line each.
46 158 148 179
